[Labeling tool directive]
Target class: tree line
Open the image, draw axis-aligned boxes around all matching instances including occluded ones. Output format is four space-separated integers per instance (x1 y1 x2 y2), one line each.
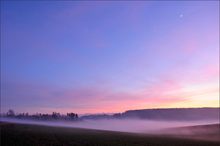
3 109 79 121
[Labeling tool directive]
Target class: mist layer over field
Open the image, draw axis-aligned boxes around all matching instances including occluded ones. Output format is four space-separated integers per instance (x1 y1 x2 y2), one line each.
1 117 218 134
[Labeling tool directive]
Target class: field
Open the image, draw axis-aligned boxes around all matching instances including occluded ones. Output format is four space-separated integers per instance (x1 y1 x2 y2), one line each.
1 122 220 146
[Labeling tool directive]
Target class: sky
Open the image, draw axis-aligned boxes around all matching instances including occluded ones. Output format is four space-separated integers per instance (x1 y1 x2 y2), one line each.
1 1 219 114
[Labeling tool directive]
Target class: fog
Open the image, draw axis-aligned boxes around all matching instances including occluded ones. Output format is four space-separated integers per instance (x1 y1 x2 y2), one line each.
1 117 218 134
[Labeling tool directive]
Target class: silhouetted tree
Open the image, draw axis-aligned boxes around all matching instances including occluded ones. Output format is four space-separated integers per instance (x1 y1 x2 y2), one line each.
52 112 60 119
67 113 78 120
7 109 15 117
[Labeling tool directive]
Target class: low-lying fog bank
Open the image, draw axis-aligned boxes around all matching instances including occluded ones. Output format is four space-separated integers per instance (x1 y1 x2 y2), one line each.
1 117 218 134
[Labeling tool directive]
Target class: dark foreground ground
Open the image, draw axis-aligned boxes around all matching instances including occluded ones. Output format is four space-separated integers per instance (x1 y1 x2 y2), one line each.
1 122 219 146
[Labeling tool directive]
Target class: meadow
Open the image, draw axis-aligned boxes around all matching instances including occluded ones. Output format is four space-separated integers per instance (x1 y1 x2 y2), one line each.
1 122 219 146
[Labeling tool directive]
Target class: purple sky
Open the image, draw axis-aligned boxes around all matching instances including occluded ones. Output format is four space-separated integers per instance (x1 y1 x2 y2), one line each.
1 1 219 114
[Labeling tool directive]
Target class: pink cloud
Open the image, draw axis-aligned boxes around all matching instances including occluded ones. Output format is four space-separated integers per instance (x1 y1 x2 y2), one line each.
202 65 219 80
2 60 218 115
2 79 185 114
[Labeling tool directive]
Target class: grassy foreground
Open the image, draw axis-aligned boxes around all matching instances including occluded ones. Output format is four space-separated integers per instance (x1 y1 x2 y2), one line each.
1 122 219 146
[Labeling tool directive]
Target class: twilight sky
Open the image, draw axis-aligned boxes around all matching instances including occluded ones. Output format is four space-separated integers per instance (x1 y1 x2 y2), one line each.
1 1 219 114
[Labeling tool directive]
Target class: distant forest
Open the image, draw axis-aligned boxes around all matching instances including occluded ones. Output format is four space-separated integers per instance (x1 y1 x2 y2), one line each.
2 109 79 121
1 107 219 121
